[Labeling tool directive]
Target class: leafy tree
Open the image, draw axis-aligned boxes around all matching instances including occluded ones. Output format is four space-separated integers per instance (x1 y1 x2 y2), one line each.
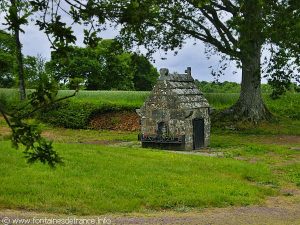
131 53 159 91
87 39 135 90
264 1 300 99
47 39 159 90
195 80 276 94
0 0 107 166
1 0 108 99
0 30 15 88
46 45 100 89
105 0 300 122
24 55 49 88
0 0 157 165
195 80 241 93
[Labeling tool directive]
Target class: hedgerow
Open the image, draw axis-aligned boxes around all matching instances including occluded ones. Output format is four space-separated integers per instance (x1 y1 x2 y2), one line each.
38 100 136 129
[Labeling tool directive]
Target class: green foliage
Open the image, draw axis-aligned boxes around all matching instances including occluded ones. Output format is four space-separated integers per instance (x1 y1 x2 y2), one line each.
39 101 99 129
4 0 31 33
0 30 15 88
47 39 159 91
265 1 300 96
196 81 277 94
0 0 114 166
196 81 241 93
9 119 62 167
106 0 300 121
131 53 161 91
38 91 300 128
0 77 76 167
28 75 59 108
38 90 149 128
24 55 50 89
264 93 300 119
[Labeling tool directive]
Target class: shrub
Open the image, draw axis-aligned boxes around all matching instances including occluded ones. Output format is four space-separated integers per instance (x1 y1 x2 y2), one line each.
38 100 137 129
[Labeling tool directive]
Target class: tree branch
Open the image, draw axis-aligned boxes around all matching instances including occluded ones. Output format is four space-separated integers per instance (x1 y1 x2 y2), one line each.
158 5 241 58
199 8 231 49
21 90 79 119
0 104 12 128
202 5 238 46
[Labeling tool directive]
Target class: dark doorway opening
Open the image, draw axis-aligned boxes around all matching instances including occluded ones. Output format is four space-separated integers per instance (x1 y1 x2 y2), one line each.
157 122 167 137
193 118 204 149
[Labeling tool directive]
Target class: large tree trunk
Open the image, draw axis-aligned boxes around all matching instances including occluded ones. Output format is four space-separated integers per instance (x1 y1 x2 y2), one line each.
230 43 272 122
14 27 26 101
227 0 271 123
11 0 26 100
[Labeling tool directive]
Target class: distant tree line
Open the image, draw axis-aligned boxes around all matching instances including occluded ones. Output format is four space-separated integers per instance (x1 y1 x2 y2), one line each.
46 39 159 91
0 31 159 91
195 80 300 95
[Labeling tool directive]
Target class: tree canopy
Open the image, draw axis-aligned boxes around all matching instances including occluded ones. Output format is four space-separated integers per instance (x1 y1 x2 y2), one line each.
47 39 159 91
0 30 15 88
104 0 300 121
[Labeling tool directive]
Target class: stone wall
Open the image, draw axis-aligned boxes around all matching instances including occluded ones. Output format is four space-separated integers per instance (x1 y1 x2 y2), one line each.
137 67 211 150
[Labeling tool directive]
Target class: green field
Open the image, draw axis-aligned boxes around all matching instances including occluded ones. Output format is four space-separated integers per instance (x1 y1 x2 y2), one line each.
1 88 299 112
0 89 300 129
53 90 300 119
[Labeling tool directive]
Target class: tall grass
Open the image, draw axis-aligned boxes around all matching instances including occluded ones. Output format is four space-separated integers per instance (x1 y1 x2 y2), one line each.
264 93 300 119
204 93 239 109
0 88 20 104
61 90 149 108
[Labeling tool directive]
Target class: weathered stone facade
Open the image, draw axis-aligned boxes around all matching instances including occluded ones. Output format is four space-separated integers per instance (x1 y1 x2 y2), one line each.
137 67 210 150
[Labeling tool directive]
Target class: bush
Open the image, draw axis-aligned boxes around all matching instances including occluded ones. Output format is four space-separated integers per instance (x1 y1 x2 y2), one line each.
38 100 137 129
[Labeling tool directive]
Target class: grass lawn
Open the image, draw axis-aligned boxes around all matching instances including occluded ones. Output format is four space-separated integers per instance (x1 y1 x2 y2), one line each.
0 140 277 215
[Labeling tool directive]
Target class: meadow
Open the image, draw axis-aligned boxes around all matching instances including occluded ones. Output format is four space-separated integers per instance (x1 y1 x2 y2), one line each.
0 88 299 215
1 88 300 119
57 90 300 119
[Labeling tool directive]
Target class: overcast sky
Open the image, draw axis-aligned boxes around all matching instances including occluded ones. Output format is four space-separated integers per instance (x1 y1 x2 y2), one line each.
0 14 242 83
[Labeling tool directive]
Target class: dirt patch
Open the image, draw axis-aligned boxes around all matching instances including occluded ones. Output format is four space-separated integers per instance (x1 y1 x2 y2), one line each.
77 140 124 145
89 111 140 132
0 127 10 139
260 135 300 145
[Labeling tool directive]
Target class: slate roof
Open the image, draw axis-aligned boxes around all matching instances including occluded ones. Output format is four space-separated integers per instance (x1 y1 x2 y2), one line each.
141 67 210 111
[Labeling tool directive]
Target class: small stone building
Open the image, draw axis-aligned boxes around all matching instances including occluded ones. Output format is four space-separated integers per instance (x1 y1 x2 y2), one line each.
136 67 210 150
